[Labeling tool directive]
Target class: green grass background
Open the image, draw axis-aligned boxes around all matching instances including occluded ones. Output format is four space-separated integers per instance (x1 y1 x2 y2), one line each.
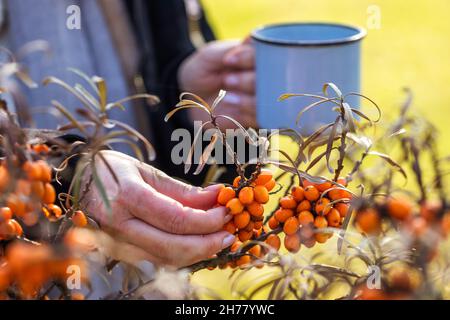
191 0 450 298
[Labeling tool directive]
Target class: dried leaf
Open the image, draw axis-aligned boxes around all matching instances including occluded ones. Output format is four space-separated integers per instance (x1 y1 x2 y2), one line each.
93 76 108 112
106 94 159 111
325 117 341 173
211 89 226 110
194 131 220 175
323 82 342 99
67 68 100 96
43 76 97 112
108 120 156 161
345 92 381 122
184 121 211 174
51 100 87 134
342 102 356 133
368 151 407 179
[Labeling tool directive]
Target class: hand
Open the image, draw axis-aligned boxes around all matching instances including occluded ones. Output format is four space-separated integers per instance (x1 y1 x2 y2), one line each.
81 150 235 267
178 39 257 129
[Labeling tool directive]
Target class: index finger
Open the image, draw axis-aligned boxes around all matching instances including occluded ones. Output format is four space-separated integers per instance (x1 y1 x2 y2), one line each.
122 180 231 235
223 44 254 69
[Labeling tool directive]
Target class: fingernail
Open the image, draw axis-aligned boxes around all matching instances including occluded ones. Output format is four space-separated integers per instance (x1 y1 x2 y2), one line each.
224 214 233 223
224 74 239 87
204 184 223 192
224 54 238 66
222 234 236 249
223 93 241 105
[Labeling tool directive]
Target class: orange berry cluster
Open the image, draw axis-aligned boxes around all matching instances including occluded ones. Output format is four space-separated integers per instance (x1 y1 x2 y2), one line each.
355 197 450 239
0 242 85 299
0 146 88 241
217 170 276 267
357 264 422 300
0 157 54 239
268 178 351 253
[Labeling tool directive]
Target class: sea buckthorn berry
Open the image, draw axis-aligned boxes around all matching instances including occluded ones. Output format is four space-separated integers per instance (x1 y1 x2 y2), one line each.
302 180 314 188
247 202 264 217
226 198 244 215
304 186 320 201
335 203 350 217
6 195 26 217
356 208 380 234
248 244 262 258
274 208 293 223
238 229 252 242
328 188 352 201
233 176 242 188
264 179 276 192
314 215 328 229
238 187 254 205
419 201 441 222
315 233 330 243
387 197 412 220
253 185 269 204
236 255 251 268
315 198 331 215
230 240 242 253
72 210 88 227
283 216 300 235
291 186 305 202
71 292 85 300
43 204 63 222
43 183 56 204
284 233 301 253
356 286 387 300
317 181 333 192
223 221 236 234
442 212 450 236
302 237 316 248
387 266 421 292
296 200 312 213
254 220 263 230
266 234 281 250
23 161 42 181
22 212 39 226
279 196 297 209
15 179 31 196
10 219 23 237
327 208 341 227
244 221 255 232
407 216 428 237
298 211 314 226
0 220 16 239
0 207 12 222
32 144 50 154
37 160 52 183
268 216 279 229
234 211 251 229
217 187 236 205
0 165 10 191
337 177 348 187
255 170 272 185
31 181 45 200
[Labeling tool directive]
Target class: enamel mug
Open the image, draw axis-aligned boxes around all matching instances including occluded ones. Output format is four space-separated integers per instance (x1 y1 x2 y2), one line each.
252 22 366 133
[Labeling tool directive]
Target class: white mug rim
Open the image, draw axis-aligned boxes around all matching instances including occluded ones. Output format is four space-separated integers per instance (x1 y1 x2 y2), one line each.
251 22 367 47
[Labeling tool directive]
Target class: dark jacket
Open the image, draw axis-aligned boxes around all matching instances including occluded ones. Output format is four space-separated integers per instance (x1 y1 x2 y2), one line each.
125 0 224 186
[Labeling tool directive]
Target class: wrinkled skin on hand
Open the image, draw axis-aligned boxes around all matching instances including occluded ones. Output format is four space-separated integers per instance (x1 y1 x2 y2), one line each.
82 150 235 267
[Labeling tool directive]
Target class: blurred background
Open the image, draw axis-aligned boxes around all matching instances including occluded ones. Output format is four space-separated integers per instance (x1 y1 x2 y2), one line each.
192 0 450 298
202 0 450 152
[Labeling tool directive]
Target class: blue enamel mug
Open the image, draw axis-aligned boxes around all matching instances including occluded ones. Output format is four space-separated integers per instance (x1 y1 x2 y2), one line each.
252 23 366 133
